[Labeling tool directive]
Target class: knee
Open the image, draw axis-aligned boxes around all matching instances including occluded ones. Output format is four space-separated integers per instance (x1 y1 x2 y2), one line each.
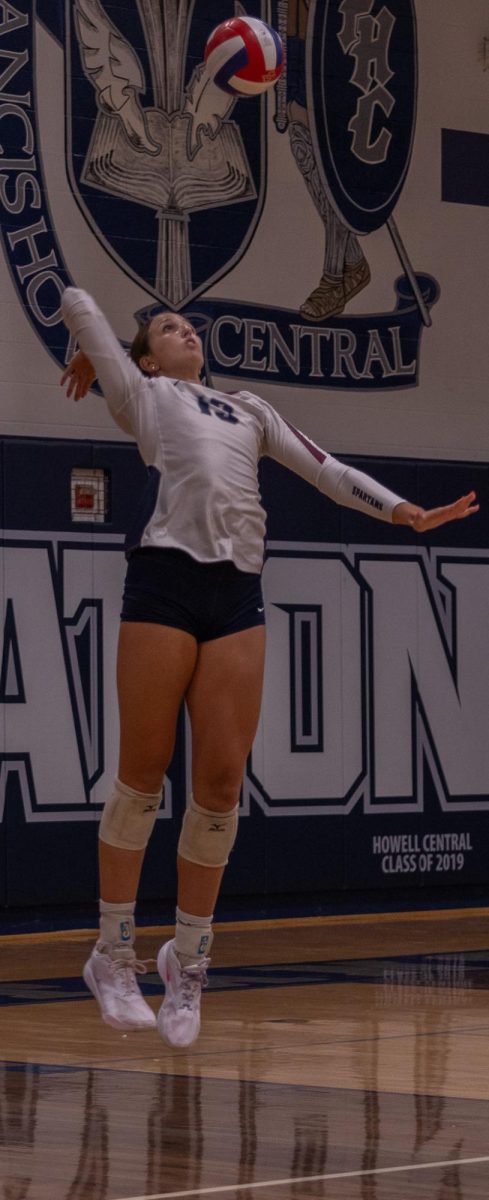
99 778 161 850
118 744 171 795
178 795 239 867
194 776 242 814
123 767 166 795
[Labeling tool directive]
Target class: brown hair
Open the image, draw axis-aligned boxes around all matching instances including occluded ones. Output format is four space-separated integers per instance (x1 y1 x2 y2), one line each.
130 319 153 373
130 311 202 377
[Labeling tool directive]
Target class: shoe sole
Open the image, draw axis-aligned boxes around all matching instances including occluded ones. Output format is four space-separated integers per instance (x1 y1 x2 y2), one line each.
83 959 156 1031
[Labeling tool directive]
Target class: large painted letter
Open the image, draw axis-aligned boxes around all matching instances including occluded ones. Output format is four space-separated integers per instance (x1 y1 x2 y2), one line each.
360 552 489 810
247 552 366 814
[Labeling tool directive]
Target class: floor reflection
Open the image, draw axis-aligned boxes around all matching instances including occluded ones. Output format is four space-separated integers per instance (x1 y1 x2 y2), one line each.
1 1061 488 1199
0 933 488 1198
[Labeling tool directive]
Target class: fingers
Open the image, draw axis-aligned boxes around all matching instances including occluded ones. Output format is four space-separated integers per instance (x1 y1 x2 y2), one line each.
60 365 76 398
449 492 476 515
61 368 78 398
445 492 479 520
415 493 479 532
60 367 90 400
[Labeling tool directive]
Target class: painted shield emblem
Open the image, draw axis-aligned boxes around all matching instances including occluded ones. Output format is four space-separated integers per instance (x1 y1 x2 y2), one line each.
307 0 417 233
64 0 267 308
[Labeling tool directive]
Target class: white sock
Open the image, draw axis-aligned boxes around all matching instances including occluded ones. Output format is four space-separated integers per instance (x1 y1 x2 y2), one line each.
175 907 213 965
98 899 136 959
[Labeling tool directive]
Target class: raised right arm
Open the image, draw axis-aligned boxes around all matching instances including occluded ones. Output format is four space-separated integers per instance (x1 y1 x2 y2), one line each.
61 287 148 437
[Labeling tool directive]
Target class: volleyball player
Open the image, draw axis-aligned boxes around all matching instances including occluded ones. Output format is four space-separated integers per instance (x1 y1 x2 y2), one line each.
61 288 478 1046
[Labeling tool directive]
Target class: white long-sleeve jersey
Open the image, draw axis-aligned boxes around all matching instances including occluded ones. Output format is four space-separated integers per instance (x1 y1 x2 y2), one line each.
61 288 406 573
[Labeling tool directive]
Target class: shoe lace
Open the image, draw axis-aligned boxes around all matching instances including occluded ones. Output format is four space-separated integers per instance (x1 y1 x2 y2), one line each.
178 959 209 1011
112 956 155 999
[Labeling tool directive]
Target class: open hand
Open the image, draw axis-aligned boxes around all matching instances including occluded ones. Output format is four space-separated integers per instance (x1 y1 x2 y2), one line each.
60 350 96 400
393 492 479 532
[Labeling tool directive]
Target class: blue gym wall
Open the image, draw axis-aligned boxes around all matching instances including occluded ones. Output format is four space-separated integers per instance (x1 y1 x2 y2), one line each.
1 1 489 907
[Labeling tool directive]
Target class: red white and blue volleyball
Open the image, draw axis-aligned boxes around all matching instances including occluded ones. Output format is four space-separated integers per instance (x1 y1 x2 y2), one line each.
204 16 284 97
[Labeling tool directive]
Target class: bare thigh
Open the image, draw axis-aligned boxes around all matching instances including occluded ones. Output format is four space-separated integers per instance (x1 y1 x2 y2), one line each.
185 625 266 810
117 621 198 793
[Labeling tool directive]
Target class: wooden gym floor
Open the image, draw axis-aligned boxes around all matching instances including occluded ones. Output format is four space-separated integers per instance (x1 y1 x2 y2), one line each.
1 907 489 1199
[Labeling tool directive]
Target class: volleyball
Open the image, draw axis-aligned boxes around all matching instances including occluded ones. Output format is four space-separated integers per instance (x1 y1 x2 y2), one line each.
204 16 284 97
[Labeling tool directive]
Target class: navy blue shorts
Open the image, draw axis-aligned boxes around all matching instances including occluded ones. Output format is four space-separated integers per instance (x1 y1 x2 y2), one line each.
121 548 265 642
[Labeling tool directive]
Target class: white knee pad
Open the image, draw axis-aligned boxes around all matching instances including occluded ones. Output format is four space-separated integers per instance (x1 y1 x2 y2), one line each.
177 796 239 868
99 778 161 850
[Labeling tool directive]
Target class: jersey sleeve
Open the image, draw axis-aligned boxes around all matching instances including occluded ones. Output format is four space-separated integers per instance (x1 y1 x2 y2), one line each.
61 287 158 445
260 401 405 523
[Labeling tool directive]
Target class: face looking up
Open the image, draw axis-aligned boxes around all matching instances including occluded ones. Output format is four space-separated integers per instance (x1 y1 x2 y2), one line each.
140 313 204 382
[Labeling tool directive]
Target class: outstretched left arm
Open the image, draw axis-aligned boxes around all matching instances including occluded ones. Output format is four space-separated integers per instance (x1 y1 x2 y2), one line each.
393 493 479 532
260 402 480 531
